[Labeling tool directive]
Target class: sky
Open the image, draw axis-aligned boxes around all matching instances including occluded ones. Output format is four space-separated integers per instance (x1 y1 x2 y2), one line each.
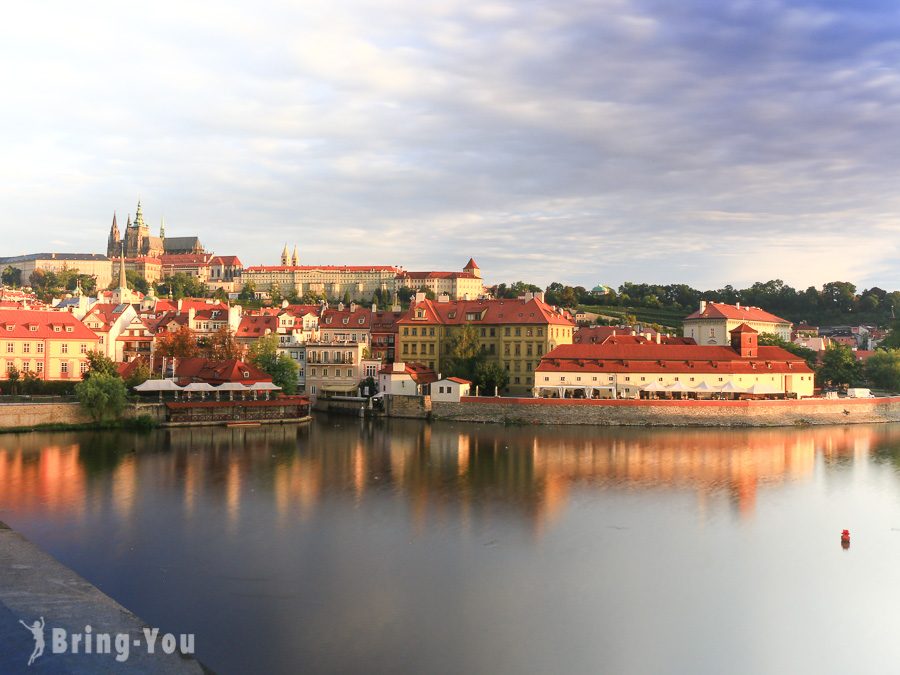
1 0 899 292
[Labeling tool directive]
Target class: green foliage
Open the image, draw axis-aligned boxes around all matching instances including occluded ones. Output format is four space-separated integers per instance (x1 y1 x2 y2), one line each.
474 360 509 394
84 350 119 378
124 363 152 389
817 343 863 388
238 282 257 302
5 366 20 395
757 333 818 370
247 334 298 394
1 265 21 287
123 270 149 294
156 273 207 299
27 267 97 301
864 350 900 392
880 318 900 349
75 373 127 421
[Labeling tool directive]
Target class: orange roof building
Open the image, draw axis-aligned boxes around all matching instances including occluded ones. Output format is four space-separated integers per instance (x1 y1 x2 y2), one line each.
396 293 575 396
683 301 792 346
536 324 814 399
0 310 100 381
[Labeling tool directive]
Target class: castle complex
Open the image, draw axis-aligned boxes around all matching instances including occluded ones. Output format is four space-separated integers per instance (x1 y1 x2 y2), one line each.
107 200 204 258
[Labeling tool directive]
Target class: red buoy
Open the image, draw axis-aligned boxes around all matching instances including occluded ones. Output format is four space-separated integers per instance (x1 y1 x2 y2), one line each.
841 529 850 548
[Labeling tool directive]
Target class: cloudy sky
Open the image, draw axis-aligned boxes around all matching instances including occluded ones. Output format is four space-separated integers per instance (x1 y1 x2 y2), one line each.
1 0 899 291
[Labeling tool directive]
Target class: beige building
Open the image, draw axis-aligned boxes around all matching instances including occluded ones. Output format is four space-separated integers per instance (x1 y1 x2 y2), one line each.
683 301 792 345
0 253 112 291
304 340 367 399
536 325 815 399
0 310 100 380
396 292 575 396
397 259 485 300
241 262 401 301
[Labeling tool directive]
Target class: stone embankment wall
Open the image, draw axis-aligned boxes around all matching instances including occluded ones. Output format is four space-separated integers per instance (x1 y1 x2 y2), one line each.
0 401 166 430
430 396 900 427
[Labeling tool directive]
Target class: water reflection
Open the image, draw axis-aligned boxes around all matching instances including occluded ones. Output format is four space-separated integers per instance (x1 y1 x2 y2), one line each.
1 422 898 531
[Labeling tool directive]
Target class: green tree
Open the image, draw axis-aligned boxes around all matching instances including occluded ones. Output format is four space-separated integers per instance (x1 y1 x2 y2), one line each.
124 363 152 389
5 366 20 395
156 273 207 299
247 334 297 394
474 360 509 394
123 270 149 294
2 265 22 287
817 343 862 388
864 350 900 392
75 373 128 422
238 282 257 302
444 325 482 381
155 325 200 358
84 350 119 378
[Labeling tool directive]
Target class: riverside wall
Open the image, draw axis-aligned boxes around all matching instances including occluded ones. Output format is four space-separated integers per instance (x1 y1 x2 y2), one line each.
429 396 900 427
0 401 166 430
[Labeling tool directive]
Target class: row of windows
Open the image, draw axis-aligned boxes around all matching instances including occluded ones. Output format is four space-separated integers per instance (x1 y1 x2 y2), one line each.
5 342 89 354
308 368 355 378
2 360 87 375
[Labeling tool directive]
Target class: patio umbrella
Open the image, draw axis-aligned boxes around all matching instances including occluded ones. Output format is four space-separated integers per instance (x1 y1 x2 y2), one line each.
184 382 217 400
217 382 248 401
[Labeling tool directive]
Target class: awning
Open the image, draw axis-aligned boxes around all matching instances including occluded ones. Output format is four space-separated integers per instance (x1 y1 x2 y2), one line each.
691 382 720 392
183 382 217 392
134 379 183 392
217 382 248 391
666 381 691 392
746 382 781 395
249 382 282 391
720 381 747 393
642 381 667 392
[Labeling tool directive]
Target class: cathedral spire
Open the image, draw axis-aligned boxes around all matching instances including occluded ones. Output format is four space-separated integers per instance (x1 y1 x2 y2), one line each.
160 217 166 239
119 242 127 290
281 243 289 266
134 199 145 228
109 212 120 241
107 212 121 258
291 244 299 266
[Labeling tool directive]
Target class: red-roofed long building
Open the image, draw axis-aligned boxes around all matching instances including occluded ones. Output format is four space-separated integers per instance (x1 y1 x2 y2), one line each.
683 301 792 346
536 324 814 399
0 310 100 380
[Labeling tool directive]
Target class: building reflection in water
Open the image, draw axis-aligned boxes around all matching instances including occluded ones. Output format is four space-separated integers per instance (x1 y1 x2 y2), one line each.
1 422 900 535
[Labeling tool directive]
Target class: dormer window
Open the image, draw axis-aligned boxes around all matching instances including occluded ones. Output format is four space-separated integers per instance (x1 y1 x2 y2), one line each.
5 325 13 331
66 326 73 332
29 325 37 332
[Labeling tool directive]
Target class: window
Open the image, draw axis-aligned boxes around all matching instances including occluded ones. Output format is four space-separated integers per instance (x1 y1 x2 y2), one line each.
515 327 521 336
323 368 328 377
29 325 37 332
61 344 68 354
504 327 511 336
80 343 87 354
36 362 43 373
80 362 89 374
61 362 69 374
347 369 352 377
5 343 12 353
37 343 44 354
23 343 30 354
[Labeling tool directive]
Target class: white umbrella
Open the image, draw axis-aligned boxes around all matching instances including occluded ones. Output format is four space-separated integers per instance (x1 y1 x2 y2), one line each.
692 381 720 392
720 381 747 393
249 381 282 399
666 381 691 392
134 379 183 391
216 382 248 401
642 381 667 392
184 381 217 400
746 382 781 395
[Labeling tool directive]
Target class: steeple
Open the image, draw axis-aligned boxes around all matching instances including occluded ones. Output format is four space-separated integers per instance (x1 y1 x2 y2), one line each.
281 243 289 266
134 200 145 229
119 242 127 290
291 244 299 266
159 217 166 239
107 212 121 257
127 213 132 228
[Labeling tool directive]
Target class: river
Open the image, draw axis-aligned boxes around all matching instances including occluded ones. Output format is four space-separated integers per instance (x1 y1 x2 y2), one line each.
1 419 900 674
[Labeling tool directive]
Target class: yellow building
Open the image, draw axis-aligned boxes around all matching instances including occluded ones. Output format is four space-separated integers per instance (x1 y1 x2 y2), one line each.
396 293 575 396
0 310 100 380
683 301 792 345
536 324 815 399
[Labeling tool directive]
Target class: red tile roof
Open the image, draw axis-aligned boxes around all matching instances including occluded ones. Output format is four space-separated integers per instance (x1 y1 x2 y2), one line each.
174 358 272 384
465 258 479 269
0 310 99 340
210 255 242 266
400 271 478 280
236 315 278 337
537 343 813 375
684 302 789 325
378 361 438 385
321 307 372 329
398 297 574 327
445 376 472 385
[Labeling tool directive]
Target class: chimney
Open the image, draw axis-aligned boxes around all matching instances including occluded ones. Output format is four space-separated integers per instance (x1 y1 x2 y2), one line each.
177 298 183 312
699 300 707 313
656 333 661 344
414 291 426 304
350 301 357 313
338 301 345 311
438 293 450 303
736 302 741 309
534 291 545 303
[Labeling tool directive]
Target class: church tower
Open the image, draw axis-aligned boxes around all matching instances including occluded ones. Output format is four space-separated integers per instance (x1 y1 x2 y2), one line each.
107 213 120 258
291 245 299 266
281 244 289 266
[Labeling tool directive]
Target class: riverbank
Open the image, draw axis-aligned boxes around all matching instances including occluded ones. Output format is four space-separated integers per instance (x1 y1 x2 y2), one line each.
0 521 206 673
429 395 900 427
318 393 900 427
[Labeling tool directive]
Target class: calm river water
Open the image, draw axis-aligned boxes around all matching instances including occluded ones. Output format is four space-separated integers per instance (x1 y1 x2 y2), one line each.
2 419 900 674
